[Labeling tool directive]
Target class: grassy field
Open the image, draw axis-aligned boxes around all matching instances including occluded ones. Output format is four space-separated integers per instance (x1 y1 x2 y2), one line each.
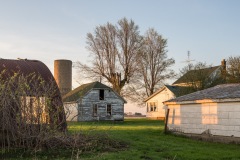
2 119 240 159
67 119 240 160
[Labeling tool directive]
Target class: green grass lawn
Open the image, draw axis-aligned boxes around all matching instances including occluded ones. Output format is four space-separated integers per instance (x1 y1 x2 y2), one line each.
67 119 240 160
2 119 240 159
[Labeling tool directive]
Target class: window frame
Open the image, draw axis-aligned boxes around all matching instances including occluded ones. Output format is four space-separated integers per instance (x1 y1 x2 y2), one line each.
106 104 112 116
20 96 48 123
99 89 105 100
92 104 98 117
147 101 158 112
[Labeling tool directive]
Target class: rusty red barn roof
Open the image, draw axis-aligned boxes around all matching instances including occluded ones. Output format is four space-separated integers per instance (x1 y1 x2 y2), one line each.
0 58 54 81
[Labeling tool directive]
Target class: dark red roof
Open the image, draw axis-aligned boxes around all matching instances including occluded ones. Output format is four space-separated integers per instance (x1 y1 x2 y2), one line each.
0 58 54 81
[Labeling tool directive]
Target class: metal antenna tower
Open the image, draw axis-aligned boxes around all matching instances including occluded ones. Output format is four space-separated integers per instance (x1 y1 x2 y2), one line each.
182 51 195 65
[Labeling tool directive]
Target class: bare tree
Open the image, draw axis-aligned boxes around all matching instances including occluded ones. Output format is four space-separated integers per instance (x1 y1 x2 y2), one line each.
77 19 175 105
76 18 143 94
123 29 175 105
226 56 240 83
138 28 175 97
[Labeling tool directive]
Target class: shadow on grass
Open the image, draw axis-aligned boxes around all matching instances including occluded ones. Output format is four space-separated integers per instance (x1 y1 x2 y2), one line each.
2 119 240 160
1 132 129 159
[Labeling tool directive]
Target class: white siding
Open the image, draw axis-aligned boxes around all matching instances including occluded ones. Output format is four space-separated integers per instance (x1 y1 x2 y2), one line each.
64 103 78 121
167 102 240 137
146 88 175 119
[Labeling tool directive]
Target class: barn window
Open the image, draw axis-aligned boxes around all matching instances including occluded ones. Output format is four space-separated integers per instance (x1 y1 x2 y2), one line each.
99 89 104 100
93 104 98 117
20 96 48 124
147 102 157 112
107 104 112 116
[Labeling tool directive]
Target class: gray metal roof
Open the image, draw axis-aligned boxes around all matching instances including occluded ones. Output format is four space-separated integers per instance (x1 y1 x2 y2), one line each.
165 85 185 96
165 83 240 103
63 81 127 103
173 66 220 85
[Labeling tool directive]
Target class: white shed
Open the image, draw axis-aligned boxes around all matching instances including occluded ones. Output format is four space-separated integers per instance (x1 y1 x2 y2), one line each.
163 84 240 138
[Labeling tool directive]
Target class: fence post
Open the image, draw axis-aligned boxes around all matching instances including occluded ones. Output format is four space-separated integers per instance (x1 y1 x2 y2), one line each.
164 108 170 134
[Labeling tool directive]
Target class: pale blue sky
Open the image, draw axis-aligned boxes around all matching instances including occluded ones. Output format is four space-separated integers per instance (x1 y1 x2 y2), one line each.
1 0 240 85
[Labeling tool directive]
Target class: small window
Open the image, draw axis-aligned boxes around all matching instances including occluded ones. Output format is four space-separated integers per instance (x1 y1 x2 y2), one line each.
93 104 98 117
147 102 157 112
107 104 112 116
99 89 104 100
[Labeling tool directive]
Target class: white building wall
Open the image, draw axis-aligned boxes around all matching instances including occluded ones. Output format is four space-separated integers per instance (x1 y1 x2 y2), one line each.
167 102 240 137
64 103 78 121
146 88 175 119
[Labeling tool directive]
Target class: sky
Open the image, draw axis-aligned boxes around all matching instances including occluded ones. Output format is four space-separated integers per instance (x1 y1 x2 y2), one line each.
1 0 240 114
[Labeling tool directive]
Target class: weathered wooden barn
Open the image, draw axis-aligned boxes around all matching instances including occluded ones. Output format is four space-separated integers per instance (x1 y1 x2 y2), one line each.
63 81 126 121
0 58 67 132
163 84 240 138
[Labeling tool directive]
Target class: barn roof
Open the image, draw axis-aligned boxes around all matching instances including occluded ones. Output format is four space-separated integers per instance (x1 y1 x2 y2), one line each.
62 81 127 103
0 58 54 82
164 83 240 104
173 66 220 85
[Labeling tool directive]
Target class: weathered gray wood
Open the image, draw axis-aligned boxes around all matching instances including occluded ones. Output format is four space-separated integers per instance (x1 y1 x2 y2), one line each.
64 89 124 121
